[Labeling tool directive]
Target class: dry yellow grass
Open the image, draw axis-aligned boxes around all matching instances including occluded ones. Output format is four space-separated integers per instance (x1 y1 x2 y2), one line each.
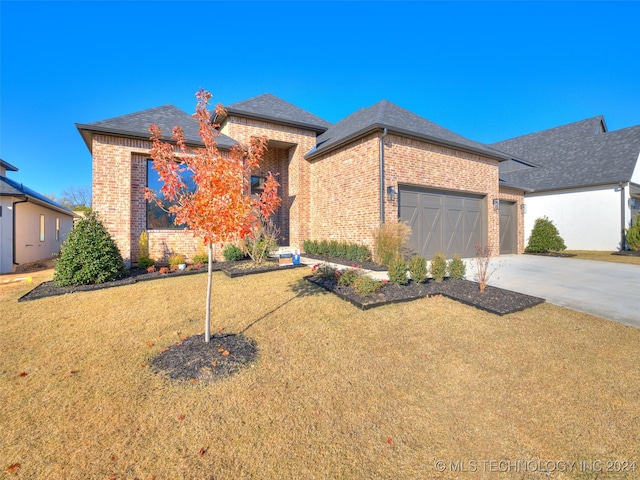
1 267 639 479
564 250 640 266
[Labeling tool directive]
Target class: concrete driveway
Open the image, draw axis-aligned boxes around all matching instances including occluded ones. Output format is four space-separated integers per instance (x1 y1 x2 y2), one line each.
465 255 640 328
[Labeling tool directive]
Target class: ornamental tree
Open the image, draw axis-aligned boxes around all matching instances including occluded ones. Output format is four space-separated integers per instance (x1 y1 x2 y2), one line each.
145 89 281 342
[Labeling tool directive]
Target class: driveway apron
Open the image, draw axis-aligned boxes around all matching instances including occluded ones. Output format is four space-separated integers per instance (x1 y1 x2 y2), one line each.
465 255 640 328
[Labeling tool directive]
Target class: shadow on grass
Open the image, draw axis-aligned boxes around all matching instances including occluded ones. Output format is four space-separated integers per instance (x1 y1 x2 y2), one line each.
240 278 328 334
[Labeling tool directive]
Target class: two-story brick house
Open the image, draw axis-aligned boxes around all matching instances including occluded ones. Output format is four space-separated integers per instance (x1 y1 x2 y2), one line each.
77 94 526 266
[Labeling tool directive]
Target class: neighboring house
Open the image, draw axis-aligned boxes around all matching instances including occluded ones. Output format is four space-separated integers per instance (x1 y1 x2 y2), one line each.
77 94 527 266
493 116 640 251
0 159 76 273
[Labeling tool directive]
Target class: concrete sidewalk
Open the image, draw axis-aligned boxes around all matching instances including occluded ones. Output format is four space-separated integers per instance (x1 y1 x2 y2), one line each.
466 255 640 328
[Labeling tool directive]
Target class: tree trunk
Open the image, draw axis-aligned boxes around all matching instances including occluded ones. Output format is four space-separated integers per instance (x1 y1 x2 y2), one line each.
205 243 213 343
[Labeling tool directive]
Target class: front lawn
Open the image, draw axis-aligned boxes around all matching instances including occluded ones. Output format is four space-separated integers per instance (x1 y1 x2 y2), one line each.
1 268 639 478
564 250 640 265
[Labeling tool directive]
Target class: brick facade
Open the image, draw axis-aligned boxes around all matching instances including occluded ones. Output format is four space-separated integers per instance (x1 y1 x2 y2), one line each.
89 104 525 265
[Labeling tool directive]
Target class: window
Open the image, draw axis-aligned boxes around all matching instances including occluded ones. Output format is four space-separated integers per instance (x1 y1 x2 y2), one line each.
40 214 45 242
146 159 196 229
56 218 60 242
251 176 266 195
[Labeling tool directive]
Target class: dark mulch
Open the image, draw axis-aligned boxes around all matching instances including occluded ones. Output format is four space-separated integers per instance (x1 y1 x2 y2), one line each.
524 252 577 258
612 250 640 257
18 264 219 302
306 275 545 315
301 253 387 271
220 259 307 278
151 333 258 382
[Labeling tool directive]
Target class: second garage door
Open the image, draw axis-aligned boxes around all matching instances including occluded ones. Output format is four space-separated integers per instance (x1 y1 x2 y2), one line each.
399 186 486 258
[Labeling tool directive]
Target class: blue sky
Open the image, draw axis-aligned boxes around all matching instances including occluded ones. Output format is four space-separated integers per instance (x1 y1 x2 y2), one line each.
2 1 639 199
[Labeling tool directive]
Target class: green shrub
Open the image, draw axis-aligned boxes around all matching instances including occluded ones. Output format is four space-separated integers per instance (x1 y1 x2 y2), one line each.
53 211 126 286
312 262 337 279
526 216 567 253
626 212 640 251
302 239 316 255
372 221 412 266
338 268 360 286
407 255 427 283
353 275 382 298
137 256 155 269
222 243 244 261
302 239 371 263
387 256 408 285
429 252 447 282
447 253 466 280
192 240 209 264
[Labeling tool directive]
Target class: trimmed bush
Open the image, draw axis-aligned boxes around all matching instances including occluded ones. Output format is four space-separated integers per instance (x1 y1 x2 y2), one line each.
407 255 427 283
353 275 382 298
53 211 126 286
626 212 640 251
447 253 466 280
338 268 360 286
429 252 447 283
137 256 155 269
302 239 371 263
222 243 244 261
388 256 408 285
168 253 186 267
526 216 567 253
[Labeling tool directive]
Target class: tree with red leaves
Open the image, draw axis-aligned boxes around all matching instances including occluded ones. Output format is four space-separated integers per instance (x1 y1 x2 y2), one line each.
145 89 281 342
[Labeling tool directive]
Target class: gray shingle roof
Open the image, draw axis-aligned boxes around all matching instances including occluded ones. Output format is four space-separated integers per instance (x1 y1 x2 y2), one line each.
306 100 513 161
0 175 75 215
492 116 640 191
225 93 331 133
76 105 238 152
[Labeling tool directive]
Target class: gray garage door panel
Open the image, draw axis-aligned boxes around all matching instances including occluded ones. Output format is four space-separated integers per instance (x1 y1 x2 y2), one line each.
399 187 485 258
499 201 517 255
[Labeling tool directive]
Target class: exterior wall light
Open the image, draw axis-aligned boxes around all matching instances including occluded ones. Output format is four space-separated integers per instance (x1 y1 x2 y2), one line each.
521 203 527 214
493 199 500 210
387 186 396 202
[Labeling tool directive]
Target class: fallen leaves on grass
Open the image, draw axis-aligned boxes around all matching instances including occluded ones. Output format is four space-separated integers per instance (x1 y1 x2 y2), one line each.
5 463 20 474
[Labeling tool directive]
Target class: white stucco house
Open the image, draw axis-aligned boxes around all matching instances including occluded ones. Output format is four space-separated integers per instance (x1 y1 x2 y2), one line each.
493 116 640 251
0 159 76 273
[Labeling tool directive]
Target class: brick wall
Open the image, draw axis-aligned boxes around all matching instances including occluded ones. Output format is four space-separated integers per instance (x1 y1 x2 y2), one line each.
308 133 381 251
92 135 216 266
222 116 318 249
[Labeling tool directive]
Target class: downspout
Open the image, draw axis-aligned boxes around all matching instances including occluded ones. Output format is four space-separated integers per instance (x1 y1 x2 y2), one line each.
620 182 626 250
12 197 29 267
379 128 388 224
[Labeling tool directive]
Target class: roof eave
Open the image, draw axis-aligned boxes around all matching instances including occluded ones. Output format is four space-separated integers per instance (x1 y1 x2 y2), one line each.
75 124 234 151
305 124 513 162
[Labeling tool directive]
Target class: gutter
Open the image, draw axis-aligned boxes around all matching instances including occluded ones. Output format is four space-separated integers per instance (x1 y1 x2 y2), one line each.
12 197 28 267
380 128 388 224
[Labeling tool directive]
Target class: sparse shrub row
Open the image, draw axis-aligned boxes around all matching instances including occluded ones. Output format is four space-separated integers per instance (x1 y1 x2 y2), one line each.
386 252 466 285
303 239 371 263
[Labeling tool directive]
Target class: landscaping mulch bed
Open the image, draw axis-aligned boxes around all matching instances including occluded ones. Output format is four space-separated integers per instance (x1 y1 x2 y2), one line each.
18 264 218 302
301 253 387 271
306 275 545 315
525 252 577 258
220 259 307 278
151 333 258 382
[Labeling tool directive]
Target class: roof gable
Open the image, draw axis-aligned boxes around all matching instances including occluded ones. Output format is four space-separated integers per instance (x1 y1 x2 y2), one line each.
225 93 331 133
76 105 237 152
307 100 512 161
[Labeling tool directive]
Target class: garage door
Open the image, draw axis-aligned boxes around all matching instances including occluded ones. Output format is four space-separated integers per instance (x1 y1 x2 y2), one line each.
399 186 486 258
499 201 517 255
